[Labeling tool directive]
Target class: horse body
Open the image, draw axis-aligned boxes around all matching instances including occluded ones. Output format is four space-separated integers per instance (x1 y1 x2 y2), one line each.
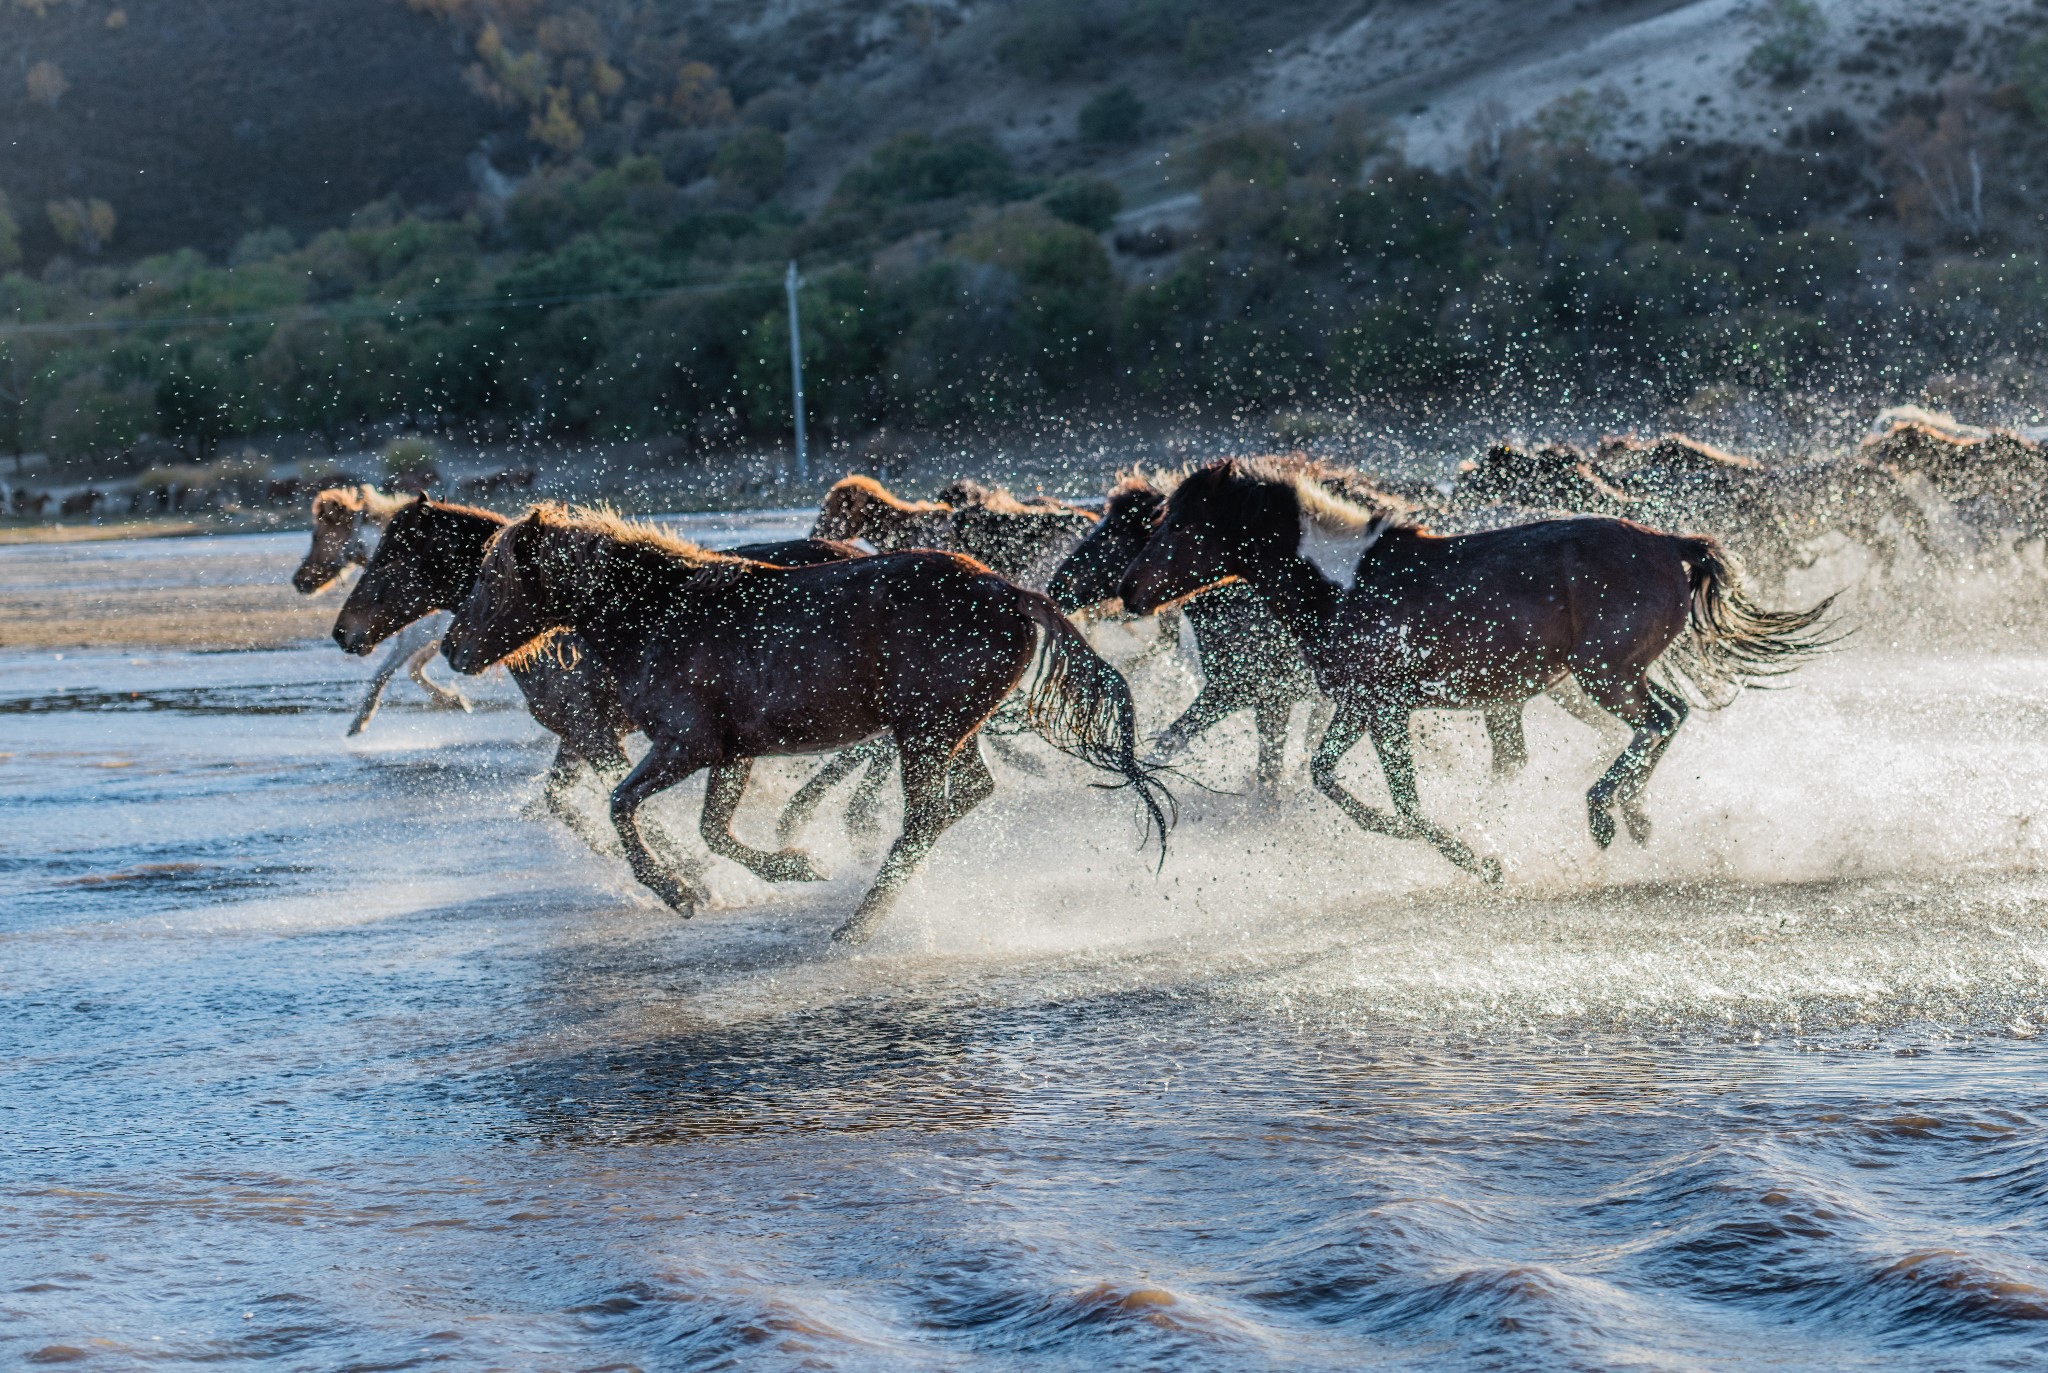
812 473 1096 591
1119 458 1830 878
441 508 1168 939
330 495 865 859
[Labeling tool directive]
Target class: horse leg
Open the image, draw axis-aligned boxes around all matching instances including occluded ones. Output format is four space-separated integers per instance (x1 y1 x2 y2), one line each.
538 740 617 853
843 742 898 842
982 729 1045 777
1546 675 1626 739
406 638 470 712
1308 704 1414 844
834 738 989 944
1482 705 1527 779
701 759 827 883
1251 698 1292 800
1581 676 1689 849
1151 682 1241 761
609 743 712 914
1364 706 1502 882
345 634 413 736
774 744 878 848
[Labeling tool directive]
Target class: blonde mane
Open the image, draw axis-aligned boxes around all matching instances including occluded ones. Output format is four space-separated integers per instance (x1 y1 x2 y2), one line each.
312 484 410 526
823 474 951 518
1111 465 1187 499
519 502 738 569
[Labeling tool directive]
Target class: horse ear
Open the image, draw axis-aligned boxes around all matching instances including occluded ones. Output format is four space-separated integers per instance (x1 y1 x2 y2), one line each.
410 490 428 507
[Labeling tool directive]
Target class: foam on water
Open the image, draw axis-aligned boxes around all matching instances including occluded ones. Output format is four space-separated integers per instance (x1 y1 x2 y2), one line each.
6 531 2048 1368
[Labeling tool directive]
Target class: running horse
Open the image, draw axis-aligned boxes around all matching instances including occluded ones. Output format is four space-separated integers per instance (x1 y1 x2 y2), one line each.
330 494 861 860
441 505 1171 940
1117 457 1833 879
293 484 470 734
779 474 1101 845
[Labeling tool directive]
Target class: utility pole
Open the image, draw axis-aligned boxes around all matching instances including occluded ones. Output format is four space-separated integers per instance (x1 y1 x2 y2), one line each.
785 259 808 483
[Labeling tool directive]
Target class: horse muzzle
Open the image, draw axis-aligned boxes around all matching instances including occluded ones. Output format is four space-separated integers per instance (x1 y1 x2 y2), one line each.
333 622 374 656
440 632 488 676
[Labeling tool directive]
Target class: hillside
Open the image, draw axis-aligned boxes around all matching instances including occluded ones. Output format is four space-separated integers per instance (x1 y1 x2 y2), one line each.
5 0 2048 478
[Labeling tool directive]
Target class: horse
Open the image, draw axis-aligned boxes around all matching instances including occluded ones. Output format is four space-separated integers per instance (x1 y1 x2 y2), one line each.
1117 457 1833 879
440 505 1171 940
1049 472 1329 796
812 474 954 553
330 493 863 859
292 485 471 733
781 474 1102 842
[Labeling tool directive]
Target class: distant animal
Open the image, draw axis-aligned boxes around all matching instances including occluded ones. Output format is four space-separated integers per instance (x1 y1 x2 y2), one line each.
1118 457 1832 879
441 504 1171 940
57 487 105 518
330 494 868 863
291 485 469 731
11 489 50 518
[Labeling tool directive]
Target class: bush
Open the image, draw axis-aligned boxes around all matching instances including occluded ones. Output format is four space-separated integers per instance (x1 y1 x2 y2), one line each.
1078 86 1145 145
2014 36 2048 120
997 0 1114 79
835 130 1022 206
714 127 788 201
1043 177 1122 232
1743 0 1826 86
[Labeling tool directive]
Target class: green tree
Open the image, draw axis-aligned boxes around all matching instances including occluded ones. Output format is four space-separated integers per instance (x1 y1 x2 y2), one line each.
1044 176 1122 232
714 127 788 201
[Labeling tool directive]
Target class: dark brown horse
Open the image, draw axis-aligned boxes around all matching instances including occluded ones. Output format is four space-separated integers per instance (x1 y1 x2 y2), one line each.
1049 472 1327 795
330 494 860 857
440 505 1170 940
1118 458 1832 879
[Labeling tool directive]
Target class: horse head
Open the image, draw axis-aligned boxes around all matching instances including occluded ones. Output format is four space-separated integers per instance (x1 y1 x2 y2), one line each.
293 490 371 594
443 509 565 674
1048 476 1167 612
332 493 454 655
1117 462 1287 615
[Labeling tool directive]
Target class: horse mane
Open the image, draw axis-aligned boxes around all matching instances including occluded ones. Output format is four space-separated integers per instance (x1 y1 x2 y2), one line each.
1224 455 1419 532
1109 466 1186 499
823 474 951 517
521 502 736 570
312 484 410 525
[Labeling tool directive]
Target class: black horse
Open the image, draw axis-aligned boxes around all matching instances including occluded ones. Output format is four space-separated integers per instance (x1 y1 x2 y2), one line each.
1049 473 1327 796
330 494 860 857
1118 458 1832 879
441 505 1170 939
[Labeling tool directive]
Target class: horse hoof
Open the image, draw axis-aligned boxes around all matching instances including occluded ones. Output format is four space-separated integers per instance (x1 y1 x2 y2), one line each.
1623 807 1653 846
1588 805 1616 849
831 916 876 944
760 849 827 883
1475 855 1504 884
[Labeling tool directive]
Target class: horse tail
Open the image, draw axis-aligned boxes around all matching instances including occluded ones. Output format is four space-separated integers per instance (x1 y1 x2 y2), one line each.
1658 533 1838 708
1014 590 1175 864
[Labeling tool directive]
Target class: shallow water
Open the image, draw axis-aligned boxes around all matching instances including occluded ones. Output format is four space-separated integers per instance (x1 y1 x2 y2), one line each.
6 531 2048 1369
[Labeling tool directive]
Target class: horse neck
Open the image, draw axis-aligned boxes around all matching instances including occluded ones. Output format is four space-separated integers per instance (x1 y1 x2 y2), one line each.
1243 552 1345 644
424 507 506 605
553 536 696 671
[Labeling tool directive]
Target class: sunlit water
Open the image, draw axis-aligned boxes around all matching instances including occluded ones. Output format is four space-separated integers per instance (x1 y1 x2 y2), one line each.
6 529 2048 1369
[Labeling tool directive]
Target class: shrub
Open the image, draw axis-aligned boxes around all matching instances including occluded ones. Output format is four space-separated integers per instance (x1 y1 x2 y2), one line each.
836 130 1022 206
997 0 1113 80
1043 176 1122 232
2014 36 2048 120
1078 86 1145 145
714 127 788 200
1743 0 1826 86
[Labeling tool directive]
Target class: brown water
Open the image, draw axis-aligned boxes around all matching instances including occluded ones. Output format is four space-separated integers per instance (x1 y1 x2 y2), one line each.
5 533 2048 1370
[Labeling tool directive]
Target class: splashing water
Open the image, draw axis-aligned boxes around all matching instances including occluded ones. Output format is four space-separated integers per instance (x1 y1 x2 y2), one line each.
5 530 2048 1369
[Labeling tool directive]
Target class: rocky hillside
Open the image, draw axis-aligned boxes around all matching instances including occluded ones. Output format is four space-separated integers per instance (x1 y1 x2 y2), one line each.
4 0 2037 268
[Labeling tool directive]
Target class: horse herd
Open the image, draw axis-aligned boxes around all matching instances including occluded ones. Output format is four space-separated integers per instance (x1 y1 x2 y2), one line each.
286 433 1866 940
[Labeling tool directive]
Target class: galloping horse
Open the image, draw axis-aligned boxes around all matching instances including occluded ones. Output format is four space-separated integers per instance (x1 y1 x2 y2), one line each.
330 494 861 857
292 485 469 734
1049 472 1328 795
441 505 1170 940
779 474 1102 845
1118 458 1832 879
